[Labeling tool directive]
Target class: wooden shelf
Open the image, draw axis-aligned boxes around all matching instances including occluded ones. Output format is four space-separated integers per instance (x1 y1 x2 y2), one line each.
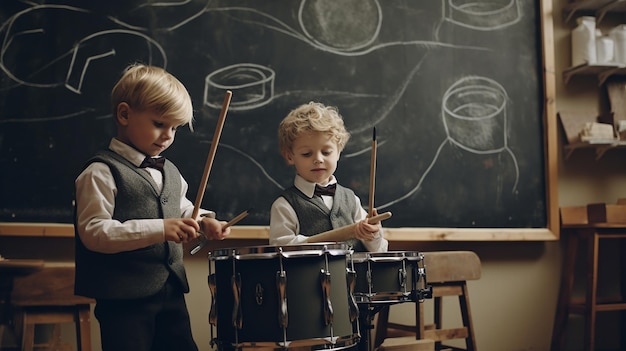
563 63 626 86
563 0 626 24
563 139 626 159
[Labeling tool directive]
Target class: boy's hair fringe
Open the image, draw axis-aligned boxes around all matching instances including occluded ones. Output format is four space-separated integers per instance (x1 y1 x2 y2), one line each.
278 101 350 156
111 63 194 130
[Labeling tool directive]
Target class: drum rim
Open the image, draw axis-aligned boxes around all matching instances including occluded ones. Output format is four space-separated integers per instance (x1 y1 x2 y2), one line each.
213 332 360 351
351 250 423 262
209 242 352 259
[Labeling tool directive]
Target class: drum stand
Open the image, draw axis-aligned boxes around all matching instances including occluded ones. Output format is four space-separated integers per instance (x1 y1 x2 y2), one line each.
357 288 433 351
357 303 387 351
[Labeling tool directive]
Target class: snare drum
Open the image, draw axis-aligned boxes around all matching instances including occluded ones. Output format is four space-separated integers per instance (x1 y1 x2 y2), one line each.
351 251 428 303
208 243 360 350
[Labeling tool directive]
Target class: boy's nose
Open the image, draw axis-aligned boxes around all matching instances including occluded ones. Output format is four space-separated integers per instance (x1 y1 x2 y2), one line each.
162 129 174 139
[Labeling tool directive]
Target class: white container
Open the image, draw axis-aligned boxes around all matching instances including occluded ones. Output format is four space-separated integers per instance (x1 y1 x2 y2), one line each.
572 16 597 66
611 24 626 64
596 30 614 64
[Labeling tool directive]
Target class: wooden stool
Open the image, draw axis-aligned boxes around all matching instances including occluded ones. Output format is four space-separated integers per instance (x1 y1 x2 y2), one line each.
376 337 434 351
10 264 94 351
551 225 626 351
374 251 481 351
0 259 44 348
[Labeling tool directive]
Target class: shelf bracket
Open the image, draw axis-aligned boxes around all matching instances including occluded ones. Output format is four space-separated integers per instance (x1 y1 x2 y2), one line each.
598 67 622 86
597 0 625 23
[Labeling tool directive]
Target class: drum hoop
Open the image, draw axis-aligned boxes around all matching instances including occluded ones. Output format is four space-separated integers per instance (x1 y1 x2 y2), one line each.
351 251 423 263
208 243 351 260
217 332 360 351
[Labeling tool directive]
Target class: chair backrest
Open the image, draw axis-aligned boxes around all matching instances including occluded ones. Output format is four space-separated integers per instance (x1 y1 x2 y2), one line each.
11 264 94 306
423 251 481 283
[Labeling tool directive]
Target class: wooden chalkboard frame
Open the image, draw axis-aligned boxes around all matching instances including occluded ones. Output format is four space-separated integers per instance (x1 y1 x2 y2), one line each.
0 0 558 241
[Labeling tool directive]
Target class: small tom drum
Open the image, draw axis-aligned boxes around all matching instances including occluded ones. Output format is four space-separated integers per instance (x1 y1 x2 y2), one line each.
208 243 360 351
351 251 428 303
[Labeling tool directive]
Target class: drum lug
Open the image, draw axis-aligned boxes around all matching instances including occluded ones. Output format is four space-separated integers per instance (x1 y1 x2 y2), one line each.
232 273 242 329
346 268 359 322
276 271 288 328
208 273 217 326
320 269 334 326
398 268 407 291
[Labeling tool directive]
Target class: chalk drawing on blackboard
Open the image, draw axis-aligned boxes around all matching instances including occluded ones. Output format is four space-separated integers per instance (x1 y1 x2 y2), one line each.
442 76 519 190
0 1 545 228
204 3 486 57
445 0 521 30
212 143 284 190
0 4 167 95
204 64 275 111
377 75 519 211
298 0 382 52
65 30 166 94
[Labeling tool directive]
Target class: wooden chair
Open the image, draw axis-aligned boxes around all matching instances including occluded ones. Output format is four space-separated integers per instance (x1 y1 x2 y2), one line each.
374 251 481 351
10 264 94 351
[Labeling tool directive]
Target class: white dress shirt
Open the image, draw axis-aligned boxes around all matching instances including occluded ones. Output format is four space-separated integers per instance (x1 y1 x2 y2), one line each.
269 174 388 252
75 138 212 254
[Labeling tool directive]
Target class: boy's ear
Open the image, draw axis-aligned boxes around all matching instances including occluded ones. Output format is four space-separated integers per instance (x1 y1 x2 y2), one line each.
116 103 130 125
282 151 295 165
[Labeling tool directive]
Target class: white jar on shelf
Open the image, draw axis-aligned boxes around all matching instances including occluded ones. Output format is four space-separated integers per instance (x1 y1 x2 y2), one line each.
571 16 597 66
596 29 614 64
611 24 626 64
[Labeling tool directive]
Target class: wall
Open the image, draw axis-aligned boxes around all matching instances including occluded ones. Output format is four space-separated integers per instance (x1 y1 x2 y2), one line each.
2 0 624 350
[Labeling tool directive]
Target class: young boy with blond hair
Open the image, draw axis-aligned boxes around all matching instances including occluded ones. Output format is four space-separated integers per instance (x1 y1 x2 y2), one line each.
270 101 388 252
74 64 229 351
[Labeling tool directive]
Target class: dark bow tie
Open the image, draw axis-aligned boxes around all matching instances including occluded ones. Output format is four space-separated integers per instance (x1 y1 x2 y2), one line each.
139 156 165 170
314 183 336 197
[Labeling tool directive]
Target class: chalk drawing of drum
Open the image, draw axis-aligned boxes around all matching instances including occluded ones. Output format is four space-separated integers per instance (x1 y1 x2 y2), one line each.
442 76 509 153
204 63 275 111
208 243 359 350
445 0 521 30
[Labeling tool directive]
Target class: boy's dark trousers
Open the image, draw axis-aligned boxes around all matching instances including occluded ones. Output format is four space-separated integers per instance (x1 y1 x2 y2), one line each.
94 274 198 351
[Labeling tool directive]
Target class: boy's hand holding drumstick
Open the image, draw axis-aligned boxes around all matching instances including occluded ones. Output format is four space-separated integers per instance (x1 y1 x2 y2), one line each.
190 209 251 255
355 208 382 241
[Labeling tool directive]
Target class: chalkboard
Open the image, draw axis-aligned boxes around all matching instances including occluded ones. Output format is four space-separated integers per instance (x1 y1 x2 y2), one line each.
0 1 557 237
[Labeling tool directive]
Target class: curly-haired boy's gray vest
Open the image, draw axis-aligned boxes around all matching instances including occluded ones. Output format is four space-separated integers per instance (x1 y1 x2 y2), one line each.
74 150 189 299
281 185 367 252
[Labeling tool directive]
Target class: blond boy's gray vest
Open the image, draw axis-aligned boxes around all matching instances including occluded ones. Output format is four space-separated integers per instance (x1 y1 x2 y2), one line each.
281 185 367 252
74 150 189 299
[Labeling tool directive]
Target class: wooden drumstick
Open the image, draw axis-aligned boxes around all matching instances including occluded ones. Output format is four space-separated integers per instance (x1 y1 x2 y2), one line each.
223 208 252 230
190 208 251 255
306 211 392 243
368 127 377 217
191 90 233 219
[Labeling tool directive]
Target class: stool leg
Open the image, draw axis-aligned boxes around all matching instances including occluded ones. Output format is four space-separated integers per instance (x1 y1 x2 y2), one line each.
433 296 442 350
76 305 92 351
459 283 476 351
551 231 578 351
583 233 600 351
621 238 626 350
20 313 34 351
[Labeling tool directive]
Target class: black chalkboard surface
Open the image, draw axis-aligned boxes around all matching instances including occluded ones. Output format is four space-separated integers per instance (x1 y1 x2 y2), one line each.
0 1 551 231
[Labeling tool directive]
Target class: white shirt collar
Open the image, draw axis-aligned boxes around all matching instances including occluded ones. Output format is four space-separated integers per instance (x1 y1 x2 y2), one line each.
109 138 150 167
294 174 337 198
